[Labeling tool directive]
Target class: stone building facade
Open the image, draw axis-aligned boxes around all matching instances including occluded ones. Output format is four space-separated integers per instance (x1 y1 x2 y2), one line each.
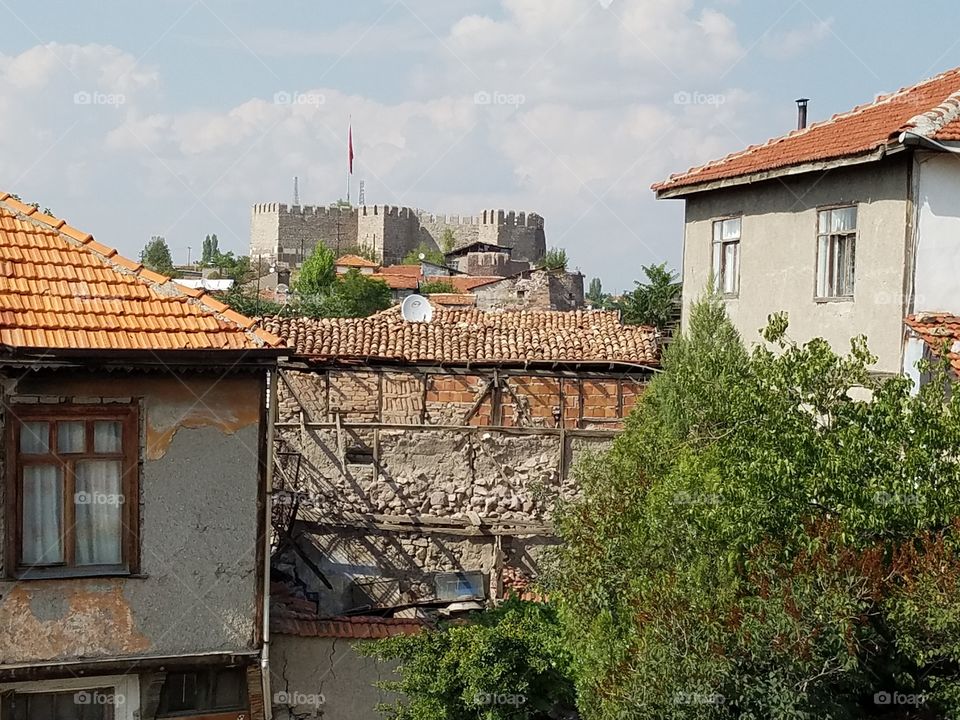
250 204 546 268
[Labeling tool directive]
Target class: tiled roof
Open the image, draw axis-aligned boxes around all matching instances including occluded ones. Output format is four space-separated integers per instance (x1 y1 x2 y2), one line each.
654 66 960 195
0 193 281 352
263 307 659 364
335 254 378 268
448 276 502 292
905 313 960 372
372 273 419 290
379 264 421 277
270 582 424 638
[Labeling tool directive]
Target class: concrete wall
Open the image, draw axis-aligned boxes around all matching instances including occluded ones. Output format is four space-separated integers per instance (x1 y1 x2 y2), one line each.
681 157 912 374
912 151 960 316
274 367 644 614
0 371 265 665
271 634 398 720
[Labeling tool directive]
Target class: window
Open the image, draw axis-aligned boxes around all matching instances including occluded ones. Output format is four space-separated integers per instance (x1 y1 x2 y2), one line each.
157 669 247 717
711 217 741 296
435 571 485 601
6 405 138 577
1 688 115 720
816 206 857 298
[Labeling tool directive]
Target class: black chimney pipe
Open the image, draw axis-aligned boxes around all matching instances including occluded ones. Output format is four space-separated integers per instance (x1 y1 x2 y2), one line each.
796 98 810 130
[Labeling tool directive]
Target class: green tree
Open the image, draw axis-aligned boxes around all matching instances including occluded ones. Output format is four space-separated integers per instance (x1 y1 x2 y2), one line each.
616 262 681 329
201 235 212 265
140 235 176 276
537 248 568 273
440 228 457 253
208 253 255 285
220 287 286 318
402 243 447 266
294 244 337 299
419 280 456 294
359 598 577 720
299 269 391 318
586 277 611 309
549 293 960 719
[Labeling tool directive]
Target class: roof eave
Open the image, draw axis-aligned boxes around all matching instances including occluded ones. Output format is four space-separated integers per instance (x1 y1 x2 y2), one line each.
0 346 288 369
654 144 905 199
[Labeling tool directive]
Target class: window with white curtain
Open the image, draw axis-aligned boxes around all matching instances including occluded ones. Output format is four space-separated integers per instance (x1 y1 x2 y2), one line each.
816 206 857 298
711 217 741 297
9 405 137 576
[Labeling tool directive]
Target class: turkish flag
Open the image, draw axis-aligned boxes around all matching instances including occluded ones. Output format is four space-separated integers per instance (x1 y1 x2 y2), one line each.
348 124 355 174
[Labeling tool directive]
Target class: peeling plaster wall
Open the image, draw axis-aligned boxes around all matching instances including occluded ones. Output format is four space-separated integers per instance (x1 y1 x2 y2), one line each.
0 371 265 665
270 634 399 720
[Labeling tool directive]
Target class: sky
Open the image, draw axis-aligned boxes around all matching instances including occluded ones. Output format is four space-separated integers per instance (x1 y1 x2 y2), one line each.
2 0 960 291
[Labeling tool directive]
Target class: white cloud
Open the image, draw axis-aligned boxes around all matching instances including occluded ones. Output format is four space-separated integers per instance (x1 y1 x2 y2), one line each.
761 18 833 60
0 2 792 287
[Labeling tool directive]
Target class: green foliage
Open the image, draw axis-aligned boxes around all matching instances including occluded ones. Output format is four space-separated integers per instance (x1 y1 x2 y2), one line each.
548 292 960 719
201 233 220 265
220 287 286 318
359 598 577 720
402 243 447 267
298 269 392 319
440 228 457 253
419 280 457 294
616 262 681 329
294 244 337 297
140 236 177 276
338 245 379 263
586 277 612 309
537 248 568 273
207 251 255 284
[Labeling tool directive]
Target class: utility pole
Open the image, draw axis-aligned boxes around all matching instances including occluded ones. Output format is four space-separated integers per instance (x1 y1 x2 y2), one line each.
187 246 192 267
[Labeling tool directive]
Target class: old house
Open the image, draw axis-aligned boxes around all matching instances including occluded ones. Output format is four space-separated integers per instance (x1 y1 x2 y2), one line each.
0 194 283 720
260 306 659 718
653 65 960 380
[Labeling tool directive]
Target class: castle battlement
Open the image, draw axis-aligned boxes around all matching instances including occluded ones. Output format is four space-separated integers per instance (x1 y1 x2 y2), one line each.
359 205 417 219
251 203 354 217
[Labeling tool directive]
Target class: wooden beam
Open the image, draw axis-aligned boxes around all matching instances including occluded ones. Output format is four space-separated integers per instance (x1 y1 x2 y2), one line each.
273 420 619 439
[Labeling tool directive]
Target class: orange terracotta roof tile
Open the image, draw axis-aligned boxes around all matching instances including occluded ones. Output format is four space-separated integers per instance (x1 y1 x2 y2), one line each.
264 307 659 365
654 66 960 195
425 293 477 306
335 253 379 268
379 264 421 277
372 272 419 290
0 194 283 353
448 276 502 292
905 313 960 373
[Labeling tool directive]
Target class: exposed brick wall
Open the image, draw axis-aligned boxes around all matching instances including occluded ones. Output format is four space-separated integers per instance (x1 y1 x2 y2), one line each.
246 664 266 720
381 373 423 424
328 371 378 422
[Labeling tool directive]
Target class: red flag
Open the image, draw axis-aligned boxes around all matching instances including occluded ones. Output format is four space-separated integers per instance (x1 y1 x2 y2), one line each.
348 124 355 175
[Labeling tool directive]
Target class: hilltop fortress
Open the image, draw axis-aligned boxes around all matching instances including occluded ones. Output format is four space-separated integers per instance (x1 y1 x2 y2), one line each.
249 204 547 267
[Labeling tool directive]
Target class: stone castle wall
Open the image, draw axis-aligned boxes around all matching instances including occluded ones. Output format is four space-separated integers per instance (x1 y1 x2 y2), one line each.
251 204 546 267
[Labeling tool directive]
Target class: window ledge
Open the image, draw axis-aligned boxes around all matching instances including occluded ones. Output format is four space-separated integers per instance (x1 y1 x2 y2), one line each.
814 296 854 304
10 567 144 581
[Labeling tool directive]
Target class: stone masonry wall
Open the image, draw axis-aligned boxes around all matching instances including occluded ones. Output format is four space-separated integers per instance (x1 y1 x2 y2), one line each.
473 270 586 311
251 204 546 266
275 367 646 614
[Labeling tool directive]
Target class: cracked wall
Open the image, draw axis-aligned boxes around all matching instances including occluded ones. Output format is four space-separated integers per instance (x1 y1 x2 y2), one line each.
0 370 265 664
270 634 398 720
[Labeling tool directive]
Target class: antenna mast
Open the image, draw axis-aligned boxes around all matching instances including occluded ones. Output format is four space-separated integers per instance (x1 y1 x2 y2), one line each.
358 179 366 206
293 176 300 207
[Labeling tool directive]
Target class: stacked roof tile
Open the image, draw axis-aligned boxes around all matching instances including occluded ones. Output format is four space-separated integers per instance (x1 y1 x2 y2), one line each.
264 307 659 364
335 254 378 268
270 582 424 638
654 66 960 194
0 193 280 352
905 313 960 373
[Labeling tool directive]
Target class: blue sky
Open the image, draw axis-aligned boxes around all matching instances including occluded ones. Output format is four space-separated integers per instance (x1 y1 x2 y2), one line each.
2 0 960 290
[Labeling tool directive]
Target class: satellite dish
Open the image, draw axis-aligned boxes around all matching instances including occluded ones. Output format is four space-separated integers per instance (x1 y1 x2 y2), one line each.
418 252 426 261
401 294 433 323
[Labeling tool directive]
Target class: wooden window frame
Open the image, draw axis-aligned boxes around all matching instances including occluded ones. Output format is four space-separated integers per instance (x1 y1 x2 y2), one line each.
815 204 857 301
711 216 741 298
4 403 140 579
